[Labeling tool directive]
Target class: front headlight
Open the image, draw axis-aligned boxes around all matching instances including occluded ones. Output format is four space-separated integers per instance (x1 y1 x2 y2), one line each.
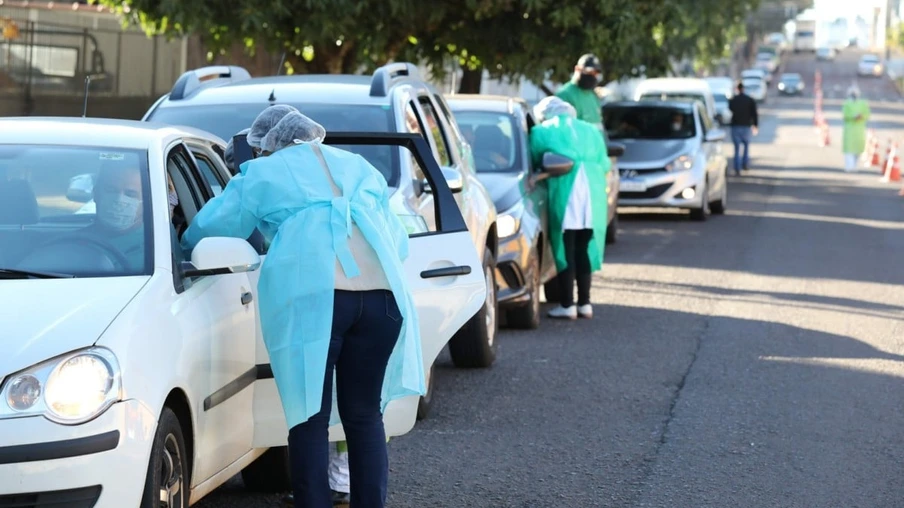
666 154 694 172
497 202 524 238
778 83 785 90
0 347 121 425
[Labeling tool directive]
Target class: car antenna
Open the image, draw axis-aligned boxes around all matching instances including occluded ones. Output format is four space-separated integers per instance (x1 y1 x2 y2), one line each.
276 50 287 76
81 76 92 117
268 89 277 102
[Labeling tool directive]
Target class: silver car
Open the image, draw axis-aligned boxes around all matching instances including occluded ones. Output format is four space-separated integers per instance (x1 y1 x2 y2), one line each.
603 100 728 221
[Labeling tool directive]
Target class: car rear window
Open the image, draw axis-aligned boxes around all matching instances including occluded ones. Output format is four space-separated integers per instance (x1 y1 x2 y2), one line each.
604 106 696 140
148 103 399 186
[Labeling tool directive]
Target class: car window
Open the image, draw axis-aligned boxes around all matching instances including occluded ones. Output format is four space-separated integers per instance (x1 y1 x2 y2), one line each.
403 100 428 183
417 97 452 167
190 150 225 196
453 110 522 173
698 104 713 133
604 106 696 140
0 144 153 277
147 103 399 187
433 93 465 163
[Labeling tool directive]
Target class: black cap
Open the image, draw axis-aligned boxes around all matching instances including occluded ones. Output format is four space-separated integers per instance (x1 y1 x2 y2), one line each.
577 53 602 72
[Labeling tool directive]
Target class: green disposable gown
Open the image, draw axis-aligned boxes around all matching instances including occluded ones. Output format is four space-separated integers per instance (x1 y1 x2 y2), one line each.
555 81 603 128
842 98 870 155
529 114 610 273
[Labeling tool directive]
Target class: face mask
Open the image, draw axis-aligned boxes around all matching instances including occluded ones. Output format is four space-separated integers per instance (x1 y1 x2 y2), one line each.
97 191 141 231
577 73 599 90
168 190 179 215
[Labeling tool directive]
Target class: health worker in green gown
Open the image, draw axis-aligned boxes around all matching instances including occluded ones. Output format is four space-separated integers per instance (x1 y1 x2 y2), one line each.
530 96 610 321
555 53 604 130
842 86 871 173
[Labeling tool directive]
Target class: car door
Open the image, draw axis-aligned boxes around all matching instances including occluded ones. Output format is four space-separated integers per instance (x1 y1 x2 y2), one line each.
243 132 486 445
399 98 439 233
521 104 555 281
165 141 257 485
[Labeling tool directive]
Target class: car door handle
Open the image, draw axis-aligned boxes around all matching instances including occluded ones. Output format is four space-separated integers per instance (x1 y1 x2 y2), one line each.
241 292 253 305
420 265 472 279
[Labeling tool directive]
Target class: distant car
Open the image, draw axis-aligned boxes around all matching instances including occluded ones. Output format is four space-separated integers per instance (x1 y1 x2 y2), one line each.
603 100 728 221
755 52 778 73
742 78 767 103
777 73 805 95
858 54 883 77
704 77 734 126
742 68 770 86
816 47 836 61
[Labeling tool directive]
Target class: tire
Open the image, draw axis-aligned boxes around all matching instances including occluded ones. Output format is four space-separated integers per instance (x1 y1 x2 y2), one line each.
241 447 291 492
141 408 190 508
689 181 710 222
606 212 618 245
506 251 541 330
448 249 498 368
710 180 727 215
416 364 435 420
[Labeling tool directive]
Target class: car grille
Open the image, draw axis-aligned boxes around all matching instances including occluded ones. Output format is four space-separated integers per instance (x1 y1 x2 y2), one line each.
620 167 666 177
620 182 673 200
0 486 101 508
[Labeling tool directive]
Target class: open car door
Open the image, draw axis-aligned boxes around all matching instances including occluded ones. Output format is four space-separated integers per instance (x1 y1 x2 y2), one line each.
236 132 486 445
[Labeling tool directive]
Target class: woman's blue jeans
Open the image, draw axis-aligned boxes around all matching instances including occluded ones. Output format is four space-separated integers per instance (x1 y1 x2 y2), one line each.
288 290 402 508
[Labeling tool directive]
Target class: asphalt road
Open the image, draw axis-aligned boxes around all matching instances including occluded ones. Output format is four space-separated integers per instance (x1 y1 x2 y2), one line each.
196 51 904 507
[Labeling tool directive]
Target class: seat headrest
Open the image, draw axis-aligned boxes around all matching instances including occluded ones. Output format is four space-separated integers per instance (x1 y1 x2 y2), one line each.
0 179 40 225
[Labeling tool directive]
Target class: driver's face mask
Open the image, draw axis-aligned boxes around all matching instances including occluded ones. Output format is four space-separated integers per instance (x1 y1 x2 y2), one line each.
97 191 141 231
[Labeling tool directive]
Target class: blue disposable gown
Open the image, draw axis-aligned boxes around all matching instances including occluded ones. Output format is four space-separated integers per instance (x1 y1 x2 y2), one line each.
180 142 425 429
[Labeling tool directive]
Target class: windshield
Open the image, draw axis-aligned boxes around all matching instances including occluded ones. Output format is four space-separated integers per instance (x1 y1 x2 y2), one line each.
452 111 522 173
148 103 399 186
743 81 762 91
0 145 152 278
781 75 801 83
604 106 696 140
861 56 879 63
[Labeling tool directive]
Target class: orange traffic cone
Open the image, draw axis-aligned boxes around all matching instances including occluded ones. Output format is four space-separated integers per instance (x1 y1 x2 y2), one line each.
882 143 900 182
870 137 881 166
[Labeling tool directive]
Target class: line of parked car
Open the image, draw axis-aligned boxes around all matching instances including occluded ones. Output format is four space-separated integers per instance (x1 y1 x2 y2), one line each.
0 59 741 507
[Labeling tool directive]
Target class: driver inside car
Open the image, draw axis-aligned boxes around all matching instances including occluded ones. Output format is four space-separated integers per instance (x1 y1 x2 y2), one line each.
79 163 146 272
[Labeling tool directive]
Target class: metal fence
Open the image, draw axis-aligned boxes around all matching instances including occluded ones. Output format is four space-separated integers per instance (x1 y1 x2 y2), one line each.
1 4 185 110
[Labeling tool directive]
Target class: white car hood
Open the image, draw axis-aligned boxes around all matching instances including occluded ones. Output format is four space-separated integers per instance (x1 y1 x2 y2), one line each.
1 277 148 379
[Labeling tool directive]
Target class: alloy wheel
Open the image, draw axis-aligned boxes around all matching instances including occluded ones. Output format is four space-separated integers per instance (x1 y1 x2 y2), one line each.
158 433 185 508
484 264 497 347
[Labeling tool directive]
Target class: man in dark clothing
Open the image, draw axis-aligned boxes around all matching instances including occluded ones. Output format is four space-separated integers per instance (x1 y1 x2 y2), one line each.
728 81 759 175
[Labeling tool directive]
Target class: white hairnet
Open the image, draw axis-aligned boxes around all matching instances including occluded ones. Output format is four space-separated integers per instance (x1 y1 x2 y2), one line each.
248 105 300 148
224 128 251 170
533 96 577 123
259 111 327 153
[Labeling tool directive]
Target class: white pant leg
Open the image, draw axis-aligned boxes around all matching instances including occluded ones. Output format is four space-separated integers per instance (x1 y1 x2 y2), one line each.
328 443 351 493
844 153 857 172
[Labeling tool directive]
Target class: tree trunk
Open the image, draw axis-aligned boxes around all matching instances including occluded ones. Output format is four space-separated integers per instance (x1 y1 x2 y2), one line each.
458 66 483 94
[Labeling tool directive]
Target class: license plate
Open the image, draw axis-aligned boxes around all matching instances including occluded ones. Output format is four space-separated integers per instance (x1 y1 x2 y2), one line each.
619 180 647 192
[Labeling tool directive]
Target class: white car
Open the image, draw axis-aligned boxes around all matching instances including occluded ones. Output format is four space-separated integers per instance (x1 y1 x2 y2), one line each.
858 54 883 77
742 77 767 103
816 47 836 61
0 117 485 507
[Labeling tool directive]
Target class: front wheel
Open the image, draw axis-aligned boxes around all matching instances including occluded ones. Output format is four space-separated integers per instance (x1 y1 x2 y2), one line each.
448 249 498 368
689 181 710 222
710 179 727 214
141 408 190 508
506 251 541 330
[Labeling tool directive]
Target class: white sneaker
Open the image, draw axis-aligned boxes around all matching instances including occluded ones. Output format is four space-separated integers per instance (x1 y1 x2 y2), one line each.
547 305 577 320
578 304 593 319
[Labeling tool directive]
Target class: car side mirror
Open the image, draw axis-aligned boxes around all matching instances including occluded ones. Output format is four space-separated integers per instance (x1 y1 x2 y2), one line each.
541 152 575 176
181 237 261 278
705 129 726 143
607 142 626 158
422 166 464 194
66 173 95 203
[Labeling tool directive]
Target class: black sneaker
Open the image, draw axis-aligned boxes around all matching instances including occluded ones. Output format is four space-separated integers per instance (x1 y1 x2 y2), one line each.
332 490 351 506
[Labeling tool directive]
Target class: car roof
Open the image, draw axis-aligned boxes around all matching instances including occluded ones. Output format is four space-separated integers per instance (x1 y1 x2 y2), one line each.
0 117 215 149
636 78 711 92
151 63 436 111
605 100 695 111
445 94 526 114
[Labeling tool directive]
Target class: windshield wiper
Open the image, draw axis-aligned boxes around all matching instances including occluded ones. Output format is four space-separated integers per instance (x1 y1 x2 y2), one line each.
0 268 75 279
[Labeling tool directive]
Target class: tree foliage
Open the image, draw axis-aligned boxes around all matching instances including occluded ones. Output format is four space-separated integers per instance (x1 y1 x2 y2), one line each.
92 0 761 86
